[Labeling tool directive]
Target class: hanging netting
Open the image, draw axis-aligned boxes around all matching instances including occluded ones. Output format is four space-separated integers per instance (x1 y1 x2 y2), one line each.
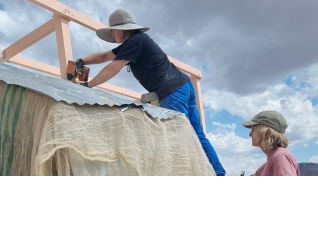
0 81 215 176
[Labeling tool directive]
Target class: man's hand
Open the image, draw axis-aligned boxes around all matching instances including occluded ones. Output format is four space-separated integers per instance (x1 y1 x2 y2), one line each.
75 58 85 75
74 81 90 88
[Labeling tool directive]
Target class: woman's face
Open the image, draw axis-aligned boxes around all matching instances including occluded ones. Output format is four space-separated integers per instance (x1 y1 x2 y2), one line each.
249 125 260 147
111 29 124 44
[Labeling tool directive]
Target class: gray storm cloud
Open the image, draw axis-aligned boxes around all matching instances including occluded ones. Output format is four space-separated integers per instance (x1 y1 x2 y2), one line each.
1 0 317 95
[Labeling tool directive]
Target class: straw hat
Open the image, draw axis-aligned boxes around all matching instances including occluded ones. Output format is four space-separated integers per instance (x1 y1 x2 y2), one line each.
96 9 149 43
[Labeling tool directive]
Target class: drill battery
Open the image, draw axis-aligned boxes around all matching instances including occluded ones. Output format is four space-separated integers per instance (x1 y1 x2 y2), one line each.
67 60 90 81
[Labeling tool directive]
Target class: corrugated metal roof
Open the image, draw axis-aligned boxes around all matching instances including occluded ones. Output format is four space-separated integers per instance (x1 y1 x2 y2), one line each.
0 63 181 119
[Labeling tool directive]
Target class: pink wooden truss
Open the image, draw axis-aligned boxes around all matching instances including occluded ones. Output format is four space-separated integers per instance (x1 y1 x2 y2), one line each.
0 0 206 133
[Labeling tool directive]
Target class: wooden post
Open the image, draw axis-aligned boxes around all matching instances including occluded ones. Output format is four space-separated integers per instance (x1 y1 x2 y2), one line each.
54 14 73 80
190 75 207 134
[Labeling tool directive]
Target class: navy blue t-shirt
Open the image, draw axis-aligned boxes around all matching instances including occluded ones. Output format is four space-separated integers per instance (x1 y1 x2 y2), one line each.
112 31 189 101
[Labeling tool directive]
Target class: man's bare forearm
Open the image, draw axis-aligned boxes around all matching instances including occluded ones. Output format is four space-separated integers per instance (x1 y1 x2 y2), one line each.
88 60 129 87
88 63 118 87
82 50 115 65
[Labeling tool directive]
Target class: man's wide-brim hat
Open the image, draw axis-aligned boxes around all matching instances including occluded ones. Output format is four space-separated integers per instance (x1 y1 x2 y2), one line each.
96 9 149 43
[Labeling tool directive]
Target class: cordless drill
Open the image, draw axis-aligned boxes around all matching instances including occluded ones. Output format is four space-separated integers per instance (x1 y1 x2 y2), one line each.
67 59 90 82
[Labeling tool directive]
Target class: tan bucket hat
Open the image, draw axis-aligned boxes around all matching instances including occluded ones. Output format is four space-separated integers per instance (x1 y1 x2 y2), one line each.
240 110 288 133
96 9 150 43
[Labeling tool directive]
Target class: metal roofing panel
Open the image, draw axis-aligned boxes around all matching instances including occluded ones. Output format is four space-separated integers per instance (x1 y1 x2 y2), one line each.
0 63 181 119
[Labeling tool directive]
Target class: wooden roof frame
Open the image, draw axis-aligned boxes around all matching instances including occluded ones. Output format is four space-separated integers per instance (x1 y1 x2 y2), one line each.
0 0 206 133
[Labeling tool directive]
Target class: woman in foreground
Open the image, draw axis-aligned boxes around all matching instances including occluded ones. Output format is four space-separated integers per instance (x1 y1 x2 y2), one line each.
241 110 299 176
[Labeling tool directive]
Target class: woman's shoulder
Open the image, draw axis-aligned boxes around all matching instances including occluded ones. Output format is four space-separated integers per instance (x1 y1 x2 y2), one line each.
272 147 293 157
271 147 297 164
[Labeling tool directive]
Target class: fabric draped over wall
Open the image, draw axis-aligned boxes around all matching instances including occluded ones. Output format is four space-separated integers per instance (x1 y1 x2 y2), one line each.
0 81 215 176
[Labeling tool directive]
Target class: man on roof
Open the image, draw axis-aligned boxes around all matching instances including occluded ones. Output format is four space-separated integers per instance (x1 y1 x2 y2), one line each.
76 9 226 176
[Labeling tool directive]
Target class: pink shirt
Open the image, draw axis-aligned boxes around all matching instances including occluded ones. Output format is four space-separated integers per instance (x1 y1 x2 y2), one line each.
255 147 300 176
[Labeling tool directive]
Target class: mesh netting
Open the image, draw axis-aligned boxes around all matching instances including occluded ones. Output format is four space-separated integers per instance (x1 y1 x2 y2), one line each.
0 81 215 176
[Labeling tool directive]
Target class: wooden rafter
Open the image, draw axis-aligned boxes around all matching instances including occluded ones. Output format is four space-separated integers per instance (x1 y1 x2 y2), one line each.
27 0 203 79
1 51 142 100
2 53 61 77
28 0 106 31
1 0 206 133
168 56 202 79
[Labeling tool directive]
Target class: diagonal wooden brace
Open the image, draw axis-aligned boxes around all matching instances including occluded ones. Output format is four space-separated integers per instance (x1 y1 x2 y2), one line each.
0 18 55 63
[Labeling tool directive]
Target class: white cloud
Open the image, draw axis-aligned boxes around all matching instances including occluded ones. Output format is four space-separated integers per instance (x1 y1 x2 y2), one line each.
203 64 318 148
1 0 317 176
206 130 266 176
207 131 261 156
309 156 318 163
0 11 18 36
203 65 318 175
186 39 193 48
219 155 266 176
212 121 236 132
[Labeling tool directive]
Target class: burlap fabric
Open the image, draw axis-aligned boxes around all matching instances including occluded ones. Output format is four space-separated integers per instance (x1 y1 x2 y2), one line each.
0 81 215 176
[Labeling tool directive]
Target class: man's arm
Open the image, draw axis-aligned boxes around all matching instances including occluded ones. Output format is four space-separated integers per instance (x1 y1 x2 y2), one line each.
82 50 116 65
88 60 129 88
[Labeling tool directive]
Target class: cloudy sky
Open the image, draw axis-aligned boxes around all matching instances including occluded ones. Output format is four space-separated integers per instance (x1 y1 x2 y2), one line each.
1 0 318 175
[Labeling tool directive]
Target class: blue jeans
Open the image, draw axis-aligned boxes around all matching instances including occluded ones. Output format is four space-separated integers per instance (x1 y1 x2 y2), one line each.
160 81 226 176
